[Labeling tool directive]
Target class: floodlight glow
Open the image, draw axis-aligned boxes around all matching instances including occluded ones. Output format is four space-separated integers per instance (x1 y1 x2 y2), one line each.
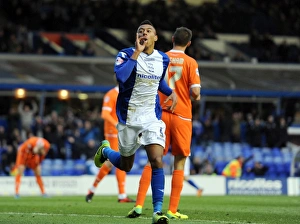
15 88 26 98
78 93 88 100
58 89 69 100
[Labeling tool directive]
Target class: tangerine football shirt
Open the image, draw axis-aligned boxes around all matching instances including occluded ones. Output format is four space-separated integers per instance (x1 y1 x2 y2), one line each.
160 49 201 119
16 137 50 168
18 137 50 154
102 86 119 138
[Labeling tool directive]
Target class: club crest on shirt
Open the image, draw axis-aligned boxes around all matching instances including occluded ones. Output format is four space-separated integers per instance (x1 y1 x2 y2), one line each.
115 57 124 65
148 63 154 73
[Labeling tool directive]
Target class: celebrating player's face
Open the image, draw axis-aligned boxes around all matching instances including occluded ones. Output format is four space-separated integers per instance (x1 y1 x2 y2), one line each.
137 24 157 49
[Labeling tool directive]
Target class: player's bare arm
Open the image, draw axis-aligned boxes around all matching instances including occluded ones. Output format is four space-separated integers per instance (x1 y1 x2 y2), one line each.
190 87 201 101
164 90 178 113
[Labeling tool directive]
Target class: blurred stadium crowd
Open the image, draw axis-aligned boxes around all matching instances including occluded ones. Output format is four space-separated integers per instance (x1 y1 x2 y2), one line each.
0 0 300 177
0 99 296 177
0 0 299 62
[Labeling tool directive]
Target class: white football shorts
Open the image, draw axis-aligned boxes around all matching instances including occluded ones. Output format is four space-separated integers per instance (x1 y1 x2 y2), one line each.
117 120 166 157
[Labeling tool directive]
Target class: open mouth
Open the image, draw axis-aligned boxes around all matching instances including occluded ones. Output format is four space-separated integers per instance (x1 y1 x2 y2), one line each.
140 38 147 44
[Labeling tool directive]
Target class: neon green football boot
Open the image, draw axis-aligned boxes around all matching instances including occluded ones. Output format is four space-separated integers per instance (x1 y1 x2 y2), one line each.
127 205 142 218
152 212 169 224
94 140 110 168
166 210 188 219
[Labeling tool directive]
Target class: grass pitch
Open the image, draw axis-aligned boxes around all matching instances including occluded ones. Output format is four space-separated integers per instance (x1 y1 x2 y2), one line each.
0 195 299 224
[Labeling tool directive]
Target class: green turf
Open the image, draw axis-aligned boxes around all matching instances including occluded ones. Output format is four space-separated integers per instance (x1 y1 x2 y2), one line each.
0 195 299 224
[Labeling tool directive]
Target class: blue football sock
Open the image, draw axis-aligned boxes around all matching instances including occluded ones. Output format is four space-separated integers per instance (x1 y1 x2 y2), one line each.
187 179 200 190
151 168 164 213
103 147 121 169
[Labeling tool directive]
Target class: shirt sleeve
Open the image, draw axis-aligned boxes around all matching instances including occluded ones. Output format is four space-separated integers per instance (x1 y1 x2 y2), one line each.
158 79 172 96
114 50 136 83
158 52 172 96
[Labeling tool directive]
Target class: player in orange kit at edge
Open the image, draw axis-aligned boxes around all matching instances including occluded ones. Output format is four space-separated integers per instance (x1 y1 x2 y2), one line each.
127 27 201 220
13 136 51 198
85 85 135 203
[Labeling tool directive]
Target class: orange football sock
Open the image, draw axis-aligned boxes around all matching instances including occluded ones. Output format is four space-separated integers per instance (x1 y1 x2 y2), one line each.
135 165 152 207
169 170 184 213
93 163 110 188
115 168 126 195
36 175 45 194
15 174 21 195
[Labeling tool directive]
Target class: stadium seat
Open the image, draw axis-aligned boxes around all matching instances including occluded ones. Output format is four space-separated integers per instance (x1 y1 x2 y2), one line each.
262 155 273 167
253 151 263 163
212 142 223 151
232 143 242 158
272 147 282 157
261 147 272 157
273 156 283 164
232 142 242 151
24 168 35 176
214 161 227 175
277 170 288 178
243 159 254 172
135 148 148 168
51 159 64 176
273 156 285 177
211 143 224 161
41 159 53 176
74 159 86 175
265 171 277 179
224 153 234 163
193 148 204 159
242 146 252 158
284 162 291 176
192 145 204 154
223 145 233 157
242 171 255 178
223 142 232 150
64 159 76 176
262 155 278 177
162 153 172 175
281 147 290 154
265 165 277 178
282 149 293 164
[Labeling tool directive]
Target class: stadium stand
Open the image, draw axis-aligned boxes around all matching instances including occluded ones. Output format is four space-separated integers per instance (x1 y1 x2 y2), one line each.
0 0 299 62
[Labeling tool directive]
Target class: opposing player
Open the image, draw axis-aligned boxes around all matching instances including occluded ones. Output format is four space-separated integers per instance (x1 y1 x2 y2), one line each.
13 136 50 198
85 85 135 203
94 20 177 224
127 27 201 220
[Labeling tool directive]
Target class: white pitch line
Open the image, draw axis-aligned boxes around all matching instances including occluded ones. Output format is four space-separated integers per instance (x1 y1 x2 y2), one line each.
0 212 265 224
